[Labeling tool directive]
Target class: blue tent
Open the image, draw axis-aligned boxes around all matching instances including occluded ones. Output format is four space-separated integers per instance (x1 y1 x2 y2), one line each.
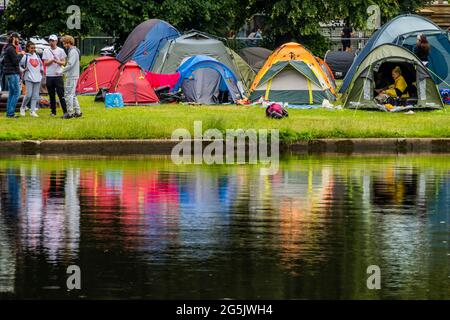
117 19 180 71
172 55 243 104
340 14 442 93
396 30 450 89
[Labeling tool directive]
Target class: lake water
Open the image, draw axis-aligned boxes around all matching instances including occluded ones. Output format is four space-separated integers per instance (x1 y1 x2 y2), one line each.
0 155 448 299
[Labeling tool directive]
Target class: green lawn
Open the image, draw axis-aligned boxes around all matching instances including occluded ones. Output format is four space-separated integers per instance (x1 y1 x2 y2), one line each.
0 96 449 141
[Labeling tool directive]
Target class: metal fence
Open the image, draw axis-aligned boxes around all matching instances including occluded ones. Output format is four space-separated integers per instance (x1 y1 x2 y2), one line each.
77 36 117 56
320 26 373 52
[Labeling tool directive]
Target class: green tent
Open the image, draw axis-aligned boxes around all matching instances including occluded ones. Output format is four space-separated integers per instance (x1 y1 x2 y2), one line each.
343 44 443 110
151 31 255 94
250 60 335 104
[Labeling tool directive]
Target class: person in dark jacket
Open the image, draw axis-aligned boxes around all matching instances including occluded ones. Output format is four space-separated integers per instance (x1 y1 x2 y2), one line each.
3 33 23 118
414 34 430 65
341 20 353 52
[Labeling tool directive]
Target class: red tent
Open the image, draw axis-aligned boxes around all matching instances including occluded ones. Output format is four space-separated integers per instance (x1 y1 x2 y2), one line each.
76 56 121 95
145 71 180 90
109 61 159 105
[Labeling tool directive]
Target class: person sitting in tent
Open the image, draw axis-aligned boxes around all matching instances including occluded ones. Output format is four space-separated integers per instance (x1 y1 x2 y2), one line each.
414 34 430 65
375 66 409 104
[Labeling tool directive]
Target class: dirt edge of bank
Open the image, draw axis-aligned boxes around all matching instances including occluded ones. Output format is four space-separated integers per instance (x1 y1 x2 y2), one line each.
0 138 449 155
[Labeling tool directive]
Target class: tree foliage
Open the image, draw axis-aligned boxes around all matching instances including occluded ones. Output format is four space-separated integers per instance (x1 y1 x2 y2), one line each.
1 0 432 54
247 0 431 49
1 0 245 42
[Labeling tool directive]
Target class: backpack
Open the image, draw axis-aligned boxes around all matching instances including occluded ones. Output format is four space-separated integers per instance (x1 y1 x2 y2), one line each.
95 88 109 102
266 103 288 119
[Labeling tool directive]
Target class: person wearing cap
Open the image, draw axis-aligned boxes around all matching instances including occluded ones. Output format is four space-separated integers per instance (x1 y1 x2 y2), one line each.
3 32 23 118
42 34 68 117
61 35 81 119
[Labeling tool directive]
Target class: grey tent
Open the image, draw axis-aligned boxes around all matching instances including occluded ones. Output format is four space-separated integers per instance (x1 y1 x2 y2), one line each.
172 55 243 105
151 31 255 93
239 47 272 72
324 50 355 79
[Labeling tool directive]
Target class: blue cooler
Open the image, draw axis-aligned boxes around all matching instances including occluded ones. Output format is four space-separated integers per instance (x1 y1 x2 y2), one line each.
105 93 124 108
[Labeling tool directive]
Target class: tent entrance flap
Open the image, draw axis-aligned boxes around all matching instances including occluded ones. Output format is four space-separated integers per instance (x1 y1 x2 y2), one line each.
373 61 417 99
181 67 239 104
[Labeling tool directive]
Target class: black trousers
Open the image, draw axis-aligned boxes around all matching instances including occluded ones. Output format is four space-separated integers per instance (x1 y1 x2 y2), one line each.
342 40 351 51
46 76 67 115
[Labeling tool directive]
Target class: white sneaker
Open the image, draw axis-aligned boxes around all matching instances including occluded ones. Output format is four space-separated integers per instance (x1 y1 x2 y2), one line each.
30 111 39 118
20 108 26 116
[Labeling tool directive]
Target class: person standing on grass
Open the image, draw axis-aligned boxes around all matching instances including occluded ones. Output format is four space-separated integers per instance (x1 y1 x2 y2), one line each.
61 35 82 119
42 34 67 117
341 20 353 52
19 41 43 117
3 33 23 118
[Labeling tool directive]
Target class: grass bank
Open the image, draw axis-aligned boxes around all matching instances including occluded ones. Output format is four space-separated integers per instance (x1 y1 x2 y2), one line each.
0 96 449 141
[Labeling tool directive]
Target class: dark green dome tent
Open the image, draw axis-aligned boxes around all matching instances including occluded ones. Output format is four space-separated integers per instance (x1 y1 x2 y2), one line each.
343 44 443 110
340 14 445 94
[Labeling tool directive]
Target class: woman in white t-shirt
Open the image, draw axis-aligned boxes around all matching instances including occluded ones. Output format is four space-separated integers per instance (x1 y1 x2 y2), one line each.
19 41 44 117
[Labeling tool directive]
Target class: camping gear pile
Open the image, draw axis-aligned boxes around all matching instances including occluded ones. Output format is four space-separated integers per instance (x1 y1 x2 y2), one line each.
76 14 448 111
265 102 289 119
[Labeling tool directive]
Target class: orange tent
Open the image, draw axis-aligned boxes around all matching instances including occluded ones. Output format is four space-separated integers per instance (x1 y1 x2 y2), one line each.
250 42 336 95
316 56 336 89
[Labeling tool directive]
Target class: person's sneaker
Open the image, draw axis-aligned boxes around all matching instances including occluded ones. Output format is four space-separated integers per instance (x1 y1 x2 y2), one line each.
30 111 39 118
6 115 19 119
73 112 83 118
50 113 56 117
61 113 73 119
20 108 26 116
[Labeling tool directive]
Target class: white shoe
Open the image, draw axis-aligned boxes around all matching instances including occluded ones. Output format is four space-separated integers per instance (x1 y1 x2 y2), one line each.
30 111 39 118
20 108 26 116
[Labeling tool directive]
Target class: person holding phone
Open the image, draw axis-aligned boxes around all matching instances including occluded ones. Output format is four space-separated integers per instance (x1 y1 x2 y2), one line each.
3 32 24 118
42 34 67 117
61 35 82 118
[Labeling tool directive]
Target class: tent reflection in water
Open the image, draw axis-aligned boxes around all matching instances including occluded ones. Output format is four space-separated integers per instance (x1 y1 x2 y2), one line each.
172 55 243 105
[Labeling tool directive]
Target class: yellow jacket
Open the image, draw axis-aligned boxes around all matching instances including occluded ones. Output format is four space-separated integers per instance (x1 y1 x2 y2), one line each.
385 75 409 98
